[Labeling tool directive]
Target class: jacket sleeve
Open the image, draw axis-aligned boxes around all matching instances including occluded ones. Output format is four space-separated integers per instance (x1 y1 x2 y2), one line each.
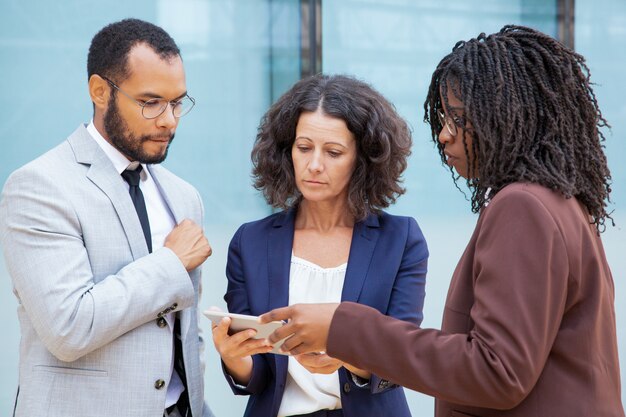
362 216 429 394
0 166 195 362
327 190 569 409
222 224 272 395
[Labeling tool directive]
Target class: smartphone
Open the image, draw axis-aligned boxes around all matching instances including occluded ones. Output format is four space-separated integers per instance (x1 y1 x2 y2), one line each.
203 310 290 355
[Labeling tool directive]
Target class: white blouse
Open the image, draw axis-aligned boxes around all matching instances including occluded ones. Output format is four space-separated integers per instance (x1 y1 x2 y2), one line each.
277 254 347 417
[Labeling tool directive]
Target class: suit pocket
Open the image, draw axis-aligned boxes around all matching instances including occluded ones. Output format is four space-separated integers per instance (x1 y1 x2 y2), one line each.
33 365 108 377
35 365 110 415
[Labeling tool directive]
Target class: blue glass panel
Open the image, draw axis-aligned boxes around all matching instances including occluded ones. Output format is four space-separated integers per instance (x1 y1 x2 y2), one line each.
0 1 299 416
577 0 626 408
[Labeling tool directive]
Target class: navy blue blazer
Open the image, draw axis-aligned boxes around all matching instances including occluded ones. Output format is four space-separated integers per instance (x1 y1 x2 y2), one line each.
223 209 428 417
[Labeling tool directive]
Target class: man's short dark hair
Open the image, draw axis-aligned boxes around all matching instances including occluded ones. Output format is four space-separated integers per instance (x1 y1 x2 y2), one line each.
87 18 180 82
252 74 412 221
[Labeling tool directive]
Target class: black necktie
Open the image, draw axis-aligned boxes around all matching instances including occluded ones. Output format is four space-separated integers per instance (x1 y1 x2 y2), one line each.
121 166 152 253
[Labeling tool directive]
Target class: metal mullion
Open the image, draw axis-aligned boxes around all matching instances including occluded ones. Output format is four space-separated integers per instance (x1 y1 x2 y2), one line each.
300 0 322 78
558 0 575 49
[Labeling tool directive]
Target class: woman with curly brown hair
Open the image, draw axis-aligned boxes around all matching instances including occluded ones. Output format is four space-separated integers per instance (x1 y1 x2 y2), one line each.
211 74 428 417
260 26 624 417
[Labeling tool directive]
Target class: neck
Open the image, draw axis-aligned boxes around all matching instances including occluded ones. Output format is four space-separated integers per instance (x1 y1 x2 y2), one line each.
92 113 108 140
295 198 355 232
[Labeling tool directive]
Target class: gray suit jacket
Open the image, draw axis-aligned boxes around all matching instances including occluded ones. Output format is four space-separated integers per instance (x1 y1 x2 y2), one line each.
0 125 214 417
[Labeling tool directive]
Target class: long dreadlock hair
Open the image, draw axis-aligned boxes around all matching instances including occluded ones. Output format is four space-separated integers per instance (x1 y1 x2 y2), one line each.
424 25 613 231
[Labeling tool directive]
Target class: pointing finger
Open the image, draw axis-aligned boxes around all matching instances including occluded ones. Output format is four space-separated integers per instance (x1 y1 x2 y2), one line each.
259 306 293 324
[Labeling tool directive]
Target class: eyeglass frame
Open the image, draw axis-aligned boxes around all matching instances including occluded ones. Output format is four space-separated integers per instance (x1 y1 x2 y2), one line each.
436 108 466 137
100 75 195 119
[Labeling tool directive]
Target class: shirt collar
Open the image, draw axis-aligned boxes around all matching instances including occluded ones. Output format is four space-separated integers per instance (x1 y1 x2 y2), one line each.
87 121 146 177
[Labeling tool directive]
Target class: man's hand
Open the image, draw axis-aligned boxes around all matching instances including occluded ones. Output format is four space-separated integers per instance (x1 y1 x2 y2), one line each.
259 303 339 355
164 219 212 271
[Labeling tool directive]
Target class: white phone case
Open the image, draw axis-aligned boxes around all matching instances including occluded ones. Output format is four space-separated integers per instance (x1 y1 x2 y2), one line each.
203 310 290 355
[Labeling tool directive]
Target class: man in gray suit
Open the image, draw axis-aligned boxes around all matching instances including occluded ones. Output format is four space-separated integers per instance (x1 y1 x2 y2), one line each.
0 19 215 417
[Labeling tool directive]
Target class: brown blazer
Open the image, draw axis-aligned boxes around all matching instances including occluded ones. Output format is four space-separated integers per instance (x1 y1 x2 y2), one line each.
327 183 624 417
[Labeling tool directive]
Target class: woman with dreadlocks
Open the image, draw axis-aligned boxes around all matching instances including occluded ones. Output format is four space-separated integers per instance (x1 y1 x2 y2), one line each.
259 25 625 417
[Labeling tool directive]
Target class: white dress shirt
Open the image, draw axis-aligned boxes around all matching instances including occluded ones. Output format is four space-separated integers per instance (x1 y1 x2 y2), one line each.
87 122 184 409
277 254 347 417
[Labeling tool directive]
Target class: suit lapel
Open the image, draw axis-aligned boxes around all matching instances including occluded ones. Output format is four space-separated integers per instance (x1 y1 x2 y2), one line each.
148 165 185 223
266 210 295 387
268 211 381 386
267 209 296 311
68 125 149 260
148 164 198 341
264 210 381 305
342 213 381 302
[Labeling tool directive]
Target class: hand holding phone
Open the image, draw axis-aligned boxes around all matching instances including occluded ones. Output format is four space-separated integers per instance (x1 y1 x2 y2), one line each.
204 310 290 355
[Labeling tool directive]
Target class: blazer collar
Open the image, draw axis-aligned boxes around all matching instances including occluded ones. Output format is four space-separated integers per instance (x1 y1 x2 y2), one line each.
267 209 297 311
268 210 296 380
266 208 381 309
147 164 186 224
67 124 150 259
342 213 381 303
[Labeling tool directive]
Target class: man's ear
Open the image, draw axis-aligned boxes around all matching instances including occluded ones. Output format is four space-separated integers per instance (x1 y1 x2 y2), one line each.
88 74 110 112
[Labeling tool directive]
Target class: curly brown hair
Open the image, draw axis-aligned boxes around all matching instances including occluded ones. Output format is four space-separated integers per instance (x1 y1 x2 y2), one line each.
252 74 412 221
424 25 613 231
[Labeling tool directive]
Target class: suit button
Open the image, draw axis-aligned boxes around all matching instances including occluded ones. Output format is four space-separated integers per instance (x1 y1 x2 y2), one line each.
343 382 351 393
154 379 165 390
157 317 167 328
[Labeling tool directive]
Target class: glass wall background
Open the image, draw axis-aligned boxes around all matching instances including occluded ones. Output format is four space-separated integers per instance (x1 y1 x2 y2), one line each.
0 1 294 415
0 1 624 416
576 0 626 410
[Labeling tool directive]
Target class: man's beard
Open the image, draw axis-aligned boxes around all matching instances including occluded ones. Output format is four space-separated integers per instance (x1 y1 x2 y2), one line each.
103 94 175 164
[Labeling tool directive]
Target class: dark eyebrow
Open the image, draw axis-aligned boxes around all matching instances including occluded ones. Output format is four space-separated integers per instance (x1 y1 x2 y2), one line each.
295 137 349 148
138 91 188 101
325 141 348 148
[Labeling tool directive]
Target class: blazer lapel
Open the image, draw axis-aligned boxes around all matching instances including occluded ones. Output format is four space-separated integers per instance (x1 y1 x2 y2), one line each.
342 213 381 302
68 125 149 260
148 164 198 341
147 165 185 223
266 209 295 392
267 209 296 311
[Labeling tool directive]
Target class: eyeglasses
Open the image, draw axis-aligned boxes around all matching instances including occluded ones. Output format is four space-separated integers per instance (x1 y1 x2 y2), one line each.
101 76 195 119
436 108 463 136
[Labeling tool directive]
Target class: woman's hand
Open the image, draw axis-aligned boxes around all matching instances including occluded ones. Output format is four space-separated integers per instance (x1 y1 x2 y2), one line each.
294 352 372 381
212 316 274 385
260 303 339 355
293 352 344 374
212 316 273 361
